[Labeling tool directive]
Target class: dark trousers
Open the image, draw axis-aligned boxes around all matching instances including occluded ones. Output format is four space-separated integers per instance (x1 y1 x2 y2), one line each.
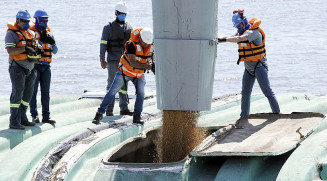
9 66 36 126
30 64 51 119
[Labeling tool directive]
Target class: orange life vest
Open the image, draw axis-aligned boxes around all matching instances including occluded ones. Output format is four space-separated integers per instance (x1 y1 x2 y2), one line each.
30 23 53 63
7 22 36 61
237 18 266 64
119 28 154 78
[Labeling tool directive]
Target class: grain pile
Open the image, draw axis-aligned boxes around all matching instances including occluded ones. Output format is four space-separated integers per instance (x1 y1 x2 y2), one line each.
157 110 206 163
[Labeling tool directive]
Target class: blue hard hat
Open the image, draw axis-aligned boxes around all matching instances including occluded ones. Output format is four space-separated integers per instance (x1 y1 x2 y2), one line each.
16 10 31 20
34 9 48 18
232 13 243 27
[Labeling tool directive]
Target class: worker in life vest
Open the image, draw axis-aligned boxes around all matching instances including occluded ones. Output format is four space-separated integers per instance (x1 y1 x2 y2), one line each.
5 10 43 129
93 27 154 125
217 9 280 117
29 9 58 125
99 2 133 117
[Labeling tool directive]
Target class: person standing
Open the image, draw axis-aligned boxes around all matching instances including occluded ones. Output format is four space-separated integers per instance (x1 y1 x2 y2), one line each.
5 10 41 129
99 2 133 116
217 9 280 117
93 27 154 125
29 9 57 124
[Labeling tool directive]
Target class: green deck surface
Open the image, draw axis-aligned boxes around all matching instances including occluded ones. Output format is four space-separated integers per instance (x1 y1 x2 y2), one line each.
0 93 326 180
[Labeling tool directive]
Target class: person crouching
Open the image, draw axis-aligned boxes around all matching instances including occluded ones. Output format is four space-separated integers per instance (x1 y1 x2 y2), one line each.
92 27 154 125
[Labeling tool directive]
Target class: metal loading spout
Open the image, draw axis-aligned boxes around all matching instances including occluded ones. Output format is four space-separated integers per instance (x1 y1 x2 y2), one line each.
152 0 219 111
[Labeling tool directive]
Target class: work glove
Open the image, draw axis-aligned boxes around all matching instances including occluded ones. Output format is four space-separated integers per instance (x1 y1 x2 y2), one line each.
217 38 227 43
151 63 155 75
36 47 45 56
40 31 56 45
25 46 36 55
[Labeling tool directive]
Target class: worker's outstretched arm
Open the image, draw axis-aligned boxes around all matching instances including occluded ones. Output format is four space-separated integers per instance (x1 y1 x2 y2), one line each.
218 35 248 43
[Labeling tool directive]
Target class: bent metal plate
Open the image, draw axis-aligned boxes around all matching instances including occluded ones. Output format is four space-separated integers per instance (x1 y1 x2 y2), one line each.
191 112 325 157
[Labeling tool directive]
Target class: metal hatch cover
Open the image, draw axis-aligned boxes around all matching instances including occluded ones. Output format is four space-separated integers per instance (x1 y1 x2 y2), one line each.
191 112 325 157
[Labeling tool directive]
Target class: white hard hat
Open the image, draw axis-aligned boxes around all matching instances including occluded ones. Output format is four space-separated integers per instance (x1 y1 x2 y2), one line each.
115 2 128 13
140 27 153 44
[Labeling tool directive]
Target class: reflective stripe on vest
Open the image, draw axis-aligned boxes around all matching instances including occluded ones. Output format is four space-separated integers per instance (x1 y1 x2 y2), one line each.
119 45 153 78
119 64 144 78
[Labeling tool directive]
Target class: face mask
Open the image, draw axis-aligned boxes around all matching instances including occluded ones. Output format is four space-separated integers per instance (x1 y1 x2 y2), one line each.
22 22 30 30
238 27 246 35
237 19 252 35
36 22 47 31
35 18 48 31
117 14 126 22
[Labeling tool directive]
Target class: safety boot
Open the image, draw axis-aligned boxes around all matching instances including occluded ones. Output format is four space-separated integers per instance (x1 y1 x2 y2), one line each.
120 109 133 116
133 115 144 125
9 124 25 130
32 116 40 123
106 110 113 116
92 112 103 125
42 117 56 124
21 121 36 126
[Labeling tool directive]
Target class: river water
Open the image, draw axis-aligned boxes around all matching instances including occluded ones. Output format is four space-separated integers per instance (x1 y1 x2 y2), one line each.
0 0 326 97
